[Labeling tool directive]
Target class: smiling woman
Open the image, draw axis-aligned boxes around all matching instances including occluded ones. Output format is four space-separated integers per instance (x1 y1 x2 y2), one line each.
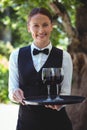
8 7 73 130
27 9 53 48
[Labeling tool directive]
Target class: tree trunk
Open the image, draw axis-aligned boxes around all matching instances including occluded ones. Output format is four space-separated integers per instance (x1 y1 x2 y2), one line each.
66 4 87 130
66 52 87 130
51 1 87 130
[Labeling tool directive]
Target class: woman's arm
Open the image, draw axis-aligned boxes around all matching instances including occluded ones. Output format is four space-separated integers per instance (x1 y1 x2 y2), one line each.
8 49 25 104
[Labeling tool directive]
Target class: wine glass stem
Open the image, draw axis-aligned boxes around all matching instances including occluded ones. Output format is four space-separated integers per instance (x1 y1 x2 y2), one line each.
55 84 63 101
47 85 51 99
56 84 59 96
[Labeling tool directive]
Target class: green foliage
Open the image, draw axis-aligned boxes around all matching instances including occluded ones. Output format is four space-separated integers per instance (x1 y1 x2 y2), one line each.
0 63 9 103
0 41 13 103
0 41 13 59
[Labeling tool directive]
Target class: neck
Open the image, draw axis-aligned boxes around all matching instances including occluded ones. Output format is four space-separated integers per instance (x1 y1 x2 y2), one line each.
34 41 50 49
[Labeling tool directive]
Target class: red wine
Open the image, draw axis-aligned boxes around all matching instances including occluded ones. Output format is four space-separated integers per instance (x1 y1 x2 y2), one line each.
55 75 64 84
42 75 64 85
42 76 52 85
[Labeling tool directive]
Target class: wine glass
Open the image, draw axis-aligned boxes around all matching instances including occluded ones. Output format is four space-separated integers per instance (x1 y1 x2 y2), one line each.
42 68 53 102
53 68 64 101
42 68 64 102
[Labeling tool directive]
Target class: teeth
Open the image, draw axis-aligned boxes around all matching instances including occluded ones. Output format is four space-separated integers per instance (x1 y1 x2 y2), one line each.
40 34 45 35
38 34 46 36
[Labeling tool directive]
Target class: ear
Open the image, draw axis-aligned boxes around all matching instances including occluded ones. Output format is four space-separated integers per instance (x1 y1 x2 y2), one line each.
28 27 30 33
28 26 31 33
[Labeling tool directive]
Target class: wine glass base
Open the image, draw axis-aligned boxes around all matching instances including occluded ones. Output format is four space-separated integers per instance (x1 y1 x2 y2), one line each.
53 96 64 102
43 98 53 102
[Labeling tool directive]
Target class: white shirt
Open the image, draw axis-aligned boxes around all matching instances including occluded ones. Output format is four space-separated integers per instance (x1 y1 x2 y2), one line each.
8 42 73 101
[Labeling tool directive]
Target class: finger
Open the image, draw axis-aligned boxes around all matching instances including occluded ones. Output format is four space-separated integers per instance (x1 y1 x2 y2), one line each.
14 89 24 99
13 94 25 105
13 92 22 101
18 89 25 99
54 105 63 110
45 105 55 109
13 89 24 103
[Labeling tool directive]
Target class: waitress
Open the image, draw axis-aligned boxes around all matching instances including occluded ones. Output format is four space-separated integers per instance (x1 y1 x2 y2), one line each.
8 7 73 130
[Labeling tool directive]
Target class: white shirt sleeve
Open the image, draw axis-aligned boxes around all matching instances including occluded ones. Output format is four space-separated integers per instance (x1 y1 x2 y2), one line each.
8 48 19 101
60 50 73 95
58 50 73 111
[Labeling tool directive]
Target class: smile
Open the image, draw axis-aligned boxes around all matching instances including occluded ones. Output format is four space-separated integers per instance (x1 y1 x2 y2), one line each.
37 33 47 38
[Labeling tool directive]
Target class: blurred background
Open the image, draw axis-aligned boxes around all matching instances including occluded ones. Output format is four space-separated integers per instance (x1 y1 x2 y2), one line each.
0 0 87 130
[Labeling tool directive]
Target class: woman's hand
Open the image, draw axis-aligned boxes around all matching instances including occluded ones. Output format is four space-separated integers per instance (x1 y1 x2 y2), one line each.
45 104 63 111
12 88 25 105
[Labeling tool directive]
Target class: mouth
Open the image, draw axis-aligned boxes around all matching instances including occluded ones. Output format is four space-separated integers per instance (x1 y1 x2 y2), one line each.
37 33 47 39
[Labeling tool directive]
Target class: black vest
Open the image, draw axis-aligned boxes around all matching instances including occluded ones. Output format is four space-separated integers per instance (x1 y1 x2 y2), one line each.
18 45 63 98
16 46 73 130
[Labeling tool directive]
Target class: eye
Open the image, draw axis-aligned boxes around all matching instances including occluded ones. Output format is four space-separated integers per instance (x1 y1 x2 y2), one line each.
43 23 49 27
34 24 39 27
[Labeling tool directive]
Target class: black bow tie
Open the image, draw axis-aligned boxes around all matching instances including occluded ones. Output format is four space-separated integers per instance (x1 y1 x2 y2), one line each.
33 48 49 55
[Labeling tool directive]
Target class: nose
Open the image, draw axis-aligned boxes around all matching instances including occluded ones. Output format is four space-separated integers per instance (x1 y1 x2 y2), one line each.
38 26 44 33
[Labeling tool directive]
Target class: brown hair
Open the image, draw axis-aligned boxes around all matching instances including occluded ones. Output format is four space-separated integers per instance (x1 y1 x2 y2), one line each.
27 7 53 25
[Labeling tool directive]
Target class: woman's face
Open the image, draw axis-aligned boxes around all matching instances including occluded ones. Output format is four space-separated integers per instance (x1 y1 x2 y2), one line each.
28 14 53 48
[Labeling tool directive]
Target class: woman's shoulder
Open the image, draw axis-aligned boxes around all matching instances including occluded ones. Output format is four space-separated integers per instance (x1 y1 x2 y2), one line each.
63 50 73 66
55 47 71 59
63 50 71 59
10 45 30 58
10 48 20 56
9 48 20 62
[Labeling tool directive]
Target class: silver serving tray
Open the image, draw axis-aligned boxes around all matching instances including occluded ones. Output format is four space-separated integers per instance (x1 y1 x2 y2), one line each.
23 95 86 105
